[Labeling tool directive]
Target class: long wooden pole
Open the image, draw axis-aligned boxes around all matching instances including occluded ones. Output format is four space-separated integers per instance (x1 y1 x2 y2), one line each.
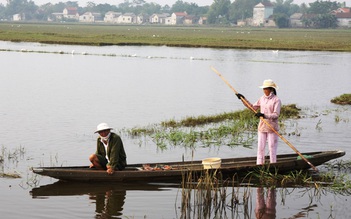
211 66 318 171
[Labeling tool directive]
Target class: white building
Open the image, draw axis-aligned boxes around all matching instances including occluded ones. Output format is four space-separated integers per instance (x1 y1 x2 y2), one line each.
117 13 136 24
63 7 79 20
252 2 274 26
335 12 351 28
136 14 149 24
104 11 122 23
171 12 187 25
79 12 102 23
149 13 169 24
13 13 24 21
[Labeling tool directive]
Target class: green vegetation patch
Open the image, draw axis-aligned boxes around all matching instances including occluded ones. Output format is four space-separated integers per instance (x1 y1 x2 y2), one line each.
331 93 351 105
125 104 301 149
1 23 351 51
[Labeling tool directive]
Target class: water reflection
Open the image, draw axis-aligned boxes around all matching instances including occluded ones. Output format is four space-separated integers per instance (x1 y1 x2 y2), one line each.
90 189 125 218
255 187 276 219
1 41 350 219
30 181 176 219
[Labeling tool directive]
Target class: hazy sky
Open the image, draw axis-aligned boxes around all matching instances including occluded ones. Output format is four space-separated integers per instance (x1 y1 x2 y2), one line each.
0 0 323 7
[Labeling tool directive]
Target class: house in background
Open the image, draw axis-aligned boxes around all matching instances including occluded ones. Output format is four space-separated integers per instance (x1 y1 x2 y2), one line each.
136 13 149 24
104 11 122 23
149 13 169 24
79 12 102 23
50 7 79 21
331 7 351 28
335 12 351 27
184 15 198 25
13 13 24 21
63 7 79 20
290 13 303 28
252 2 275 27
117 13 136 24
198 16 207 25
171 12 187 25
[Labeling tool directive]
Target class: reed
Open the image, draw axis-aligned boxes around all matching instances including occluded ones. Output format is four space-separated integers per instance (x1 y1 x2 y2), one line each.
179 169 253 219
176 159 351 218
0 145 25 179
325 159 351 171
19 171 40 189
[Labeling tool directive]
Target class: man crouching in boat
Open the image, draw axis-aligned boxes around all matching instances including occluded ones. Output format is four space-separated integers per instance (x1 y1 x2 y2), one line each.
89 123 127 175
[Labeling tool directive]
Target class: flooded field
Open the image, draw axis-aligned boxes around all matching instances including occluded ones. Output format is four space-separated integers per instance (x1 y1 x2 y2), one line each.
0 41 350 218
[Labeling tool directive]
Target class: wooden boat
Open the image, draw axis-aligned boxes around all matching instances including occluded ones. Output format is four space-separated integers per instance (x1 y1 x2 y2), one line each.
32 150 345 183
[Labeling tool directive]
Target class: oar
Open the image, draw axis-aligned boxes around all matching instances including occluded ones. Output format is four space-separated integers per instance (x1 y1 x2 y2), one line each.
210 66 318 172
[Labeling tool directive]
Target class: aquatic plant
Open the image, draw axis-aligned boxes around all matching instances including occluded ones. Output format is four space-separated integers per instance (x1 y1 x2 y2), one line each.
0 145 26 179
177 163 351 219
178 169 253 219
19 171 40 189
175 157 351 219
124 104 300 149
324 159 351 173
331 93 351 105
315 119 323 131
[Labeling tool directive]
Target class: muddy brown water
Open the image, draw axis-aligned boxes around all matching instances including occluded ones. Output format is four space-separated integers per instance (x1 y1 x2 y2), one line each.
0 41 350 218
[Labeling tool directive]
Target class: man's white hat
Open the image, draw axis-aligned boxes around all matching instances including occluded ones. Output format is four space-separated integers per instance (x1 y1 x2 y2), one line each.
259 79 279 90
94 123 113 133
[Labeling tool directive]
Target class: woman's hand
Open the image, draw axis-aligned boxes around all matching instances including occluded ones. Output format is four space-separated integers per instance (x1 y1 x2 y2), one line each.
255 112 265 118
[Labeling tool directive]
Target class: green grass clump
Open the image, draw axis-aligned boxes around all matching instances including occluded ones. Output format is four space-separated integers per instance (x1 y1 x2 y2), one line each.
331 94 351 105
162 104 300 128
161 108 253 128
279 104 301 119
125 104 301 149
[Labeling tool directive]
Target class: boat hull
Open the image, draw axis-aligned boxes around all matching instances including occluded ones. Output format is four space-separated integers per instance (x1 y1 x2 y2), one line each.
32 150 345 183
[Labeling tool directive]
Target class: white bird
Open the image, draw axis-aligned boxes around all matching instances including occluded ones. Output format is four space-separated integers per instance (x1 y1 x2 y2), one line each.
131 54 137 57
71 50 75 55
190 56 194 60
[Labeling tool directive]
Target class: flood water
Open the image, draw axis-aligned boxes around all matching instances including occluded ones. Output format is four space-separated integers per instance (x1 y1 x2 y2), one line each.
0 40 351 218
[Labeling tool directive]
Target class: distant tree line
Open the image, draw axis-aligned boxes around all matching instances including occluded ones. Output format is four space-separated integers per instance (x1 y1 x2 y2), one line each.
0 0 347 28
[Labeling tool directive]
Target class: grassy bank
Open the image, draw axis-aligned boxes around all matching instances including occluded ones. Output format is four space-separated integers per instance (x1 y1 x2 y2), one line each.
1 22 351 51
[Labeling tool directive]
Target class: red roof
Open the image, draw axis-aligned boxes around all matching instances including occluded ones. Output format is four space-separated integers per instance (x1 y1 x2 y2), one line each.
338 8 350 13
335 12 351 18
66 7 78 15
174 12 187 17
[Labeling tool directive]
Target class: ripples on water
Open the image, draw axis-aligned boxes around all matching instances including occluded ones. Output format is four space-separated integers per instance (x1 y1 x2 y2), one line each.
0 41 350 218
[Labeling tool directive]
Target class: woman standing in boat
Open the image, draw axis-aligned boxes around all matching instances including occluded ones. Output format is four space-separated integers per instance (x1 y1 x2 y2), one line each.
236 79 281 165
89 123 127 174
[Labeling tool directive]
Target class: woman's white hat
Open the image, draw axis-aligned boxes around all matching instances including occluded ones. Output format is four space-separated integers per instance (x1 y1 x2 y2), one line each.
259 79 279 90
94 123 113 133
